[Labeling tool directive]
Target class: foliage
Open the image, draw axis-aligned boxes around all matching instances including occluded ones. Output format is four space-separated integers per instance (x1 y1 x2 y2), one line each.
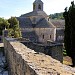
50 12 64 19
63 7 71 57
8 17 22 38
63 1 75 66
8 17 19 28
0 17 22 38
0 18 10 35
63 49 67 56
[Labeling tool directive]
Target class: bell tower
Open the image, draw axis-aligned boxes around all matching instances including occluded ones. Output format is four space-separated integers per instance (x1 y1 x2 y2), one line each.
33 0 43 11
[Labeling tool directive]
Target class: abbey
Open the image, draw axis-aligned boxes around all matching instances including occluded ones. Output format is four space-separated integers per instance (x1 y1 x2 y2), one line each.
17 0 65 43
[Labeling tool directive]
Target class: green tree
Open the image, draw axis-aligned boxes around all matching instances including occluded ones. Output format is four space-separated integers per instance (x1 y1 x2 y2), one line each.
8 17 22 38
68 1 75 66
63 7 71 57
63 1 75 66
0 18 10 35
50 12 64 19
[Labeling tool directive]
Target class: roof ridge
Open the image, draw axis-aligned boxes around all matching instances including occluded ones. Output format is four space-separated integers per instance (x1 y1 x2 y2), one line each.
36 18 44 25
48 20 56 28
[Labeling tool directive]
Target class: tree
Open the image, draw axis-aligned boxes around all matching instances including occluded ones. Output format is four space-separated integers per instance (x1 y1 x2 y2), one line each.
8 17 22 38
63 1 75 66
63 7 71 57
68 1 75 66
0 18 10 35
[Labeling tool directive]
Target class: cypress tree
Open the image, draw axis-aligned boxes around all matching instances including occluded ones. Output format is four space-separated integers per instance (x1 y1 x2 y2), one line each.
63 8 71 56
68 1 75 66
64 1 75 66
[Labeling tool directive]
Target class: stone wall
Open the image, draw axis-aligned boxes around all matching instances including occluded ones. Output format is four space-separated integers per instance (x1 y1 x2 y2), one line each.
56 28 64 43
21 41 63 62
4 38 75 75
34 28 56 43
3 27 56 43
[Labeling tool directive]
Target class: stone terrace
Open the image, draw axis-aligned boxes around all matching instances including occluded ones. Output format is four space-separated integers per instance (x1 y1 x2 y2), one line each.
4 38 75 75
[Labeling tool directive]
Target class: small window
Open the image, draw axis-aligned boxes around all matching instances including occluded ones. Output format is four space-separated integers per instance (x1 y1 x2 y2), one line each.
43 34 44 39
50 35 51 39
38 4 41 10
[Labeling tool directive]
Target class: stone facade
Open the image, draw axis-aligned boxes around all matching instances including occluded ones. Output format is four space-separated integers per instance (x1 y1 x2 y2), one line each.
34 28 56 43
4 38 75 75
16 0 65 43
3 0 65 43
17 17 56 43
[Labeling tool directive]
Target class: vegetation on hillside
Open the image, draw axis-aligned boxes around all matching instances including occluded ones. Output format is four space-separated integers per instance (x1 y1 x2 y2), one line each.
63 1 75 66
50 12 64 20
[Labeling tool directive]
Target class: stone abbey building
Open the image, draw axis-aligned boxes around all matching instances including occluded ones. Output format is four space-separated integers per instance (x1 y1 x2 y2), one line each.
17 0 65 43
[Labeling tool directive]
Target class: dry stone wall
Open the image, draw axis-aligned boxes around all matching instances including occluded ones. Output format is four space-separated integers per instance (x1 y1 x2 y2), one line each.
21 41 63 62
4 38 75 75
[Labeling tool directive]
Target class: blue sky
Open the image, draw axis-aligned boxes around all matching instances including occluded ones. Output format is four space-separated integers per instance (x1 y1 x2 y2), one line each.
0 0 74 19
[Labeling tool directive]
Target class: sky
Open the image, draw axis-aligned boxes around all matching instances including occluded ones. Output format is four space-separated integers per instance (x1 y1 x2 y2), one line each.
0 0 74 19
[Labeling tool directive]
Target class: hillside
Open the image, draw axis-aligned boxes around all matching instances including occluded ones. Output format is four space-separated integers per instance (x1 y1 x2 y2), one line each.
49 12 64 20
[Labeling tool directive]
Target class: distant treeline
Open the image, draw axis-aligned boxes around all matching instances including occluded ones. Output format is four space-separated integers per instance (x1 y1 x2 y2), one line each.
49 12 64 20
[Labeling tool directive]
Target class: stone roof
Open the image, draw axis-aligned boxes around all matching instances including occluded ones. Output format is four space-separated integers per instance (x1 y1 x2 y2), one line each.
17 17 33 28
36 18 55 28
17 17 55 28
50 19 65 28
20 11 48 18
17 17 65 29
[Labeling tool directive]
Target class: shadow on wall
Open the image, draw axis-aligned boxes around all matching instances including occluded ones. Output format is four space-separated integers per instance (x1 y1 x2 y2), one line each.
21 40 63 63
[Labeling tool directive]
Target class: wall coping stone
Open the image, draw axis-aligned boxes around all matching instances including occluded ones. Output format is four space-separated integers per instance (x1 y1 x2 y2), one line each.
10 42 75 74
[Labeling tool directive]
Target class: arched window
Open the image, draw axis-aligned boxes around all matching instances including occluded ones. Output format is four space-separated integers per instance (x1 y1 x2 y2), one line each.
38 4 41 10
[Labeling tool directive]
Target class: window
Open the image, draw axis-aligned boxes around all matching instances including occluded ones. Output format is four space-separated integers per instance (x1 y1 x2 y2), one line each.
43 34 44 39
50 35 51 39
38 4 41 10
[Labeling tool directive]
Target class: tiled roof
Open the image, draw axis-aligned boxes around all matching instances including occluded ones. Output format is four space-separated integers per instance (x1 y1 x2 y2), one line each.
17 17 33 28
20 11 48 17
50 19 65 28
36 18 55 28
17 18 65 29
